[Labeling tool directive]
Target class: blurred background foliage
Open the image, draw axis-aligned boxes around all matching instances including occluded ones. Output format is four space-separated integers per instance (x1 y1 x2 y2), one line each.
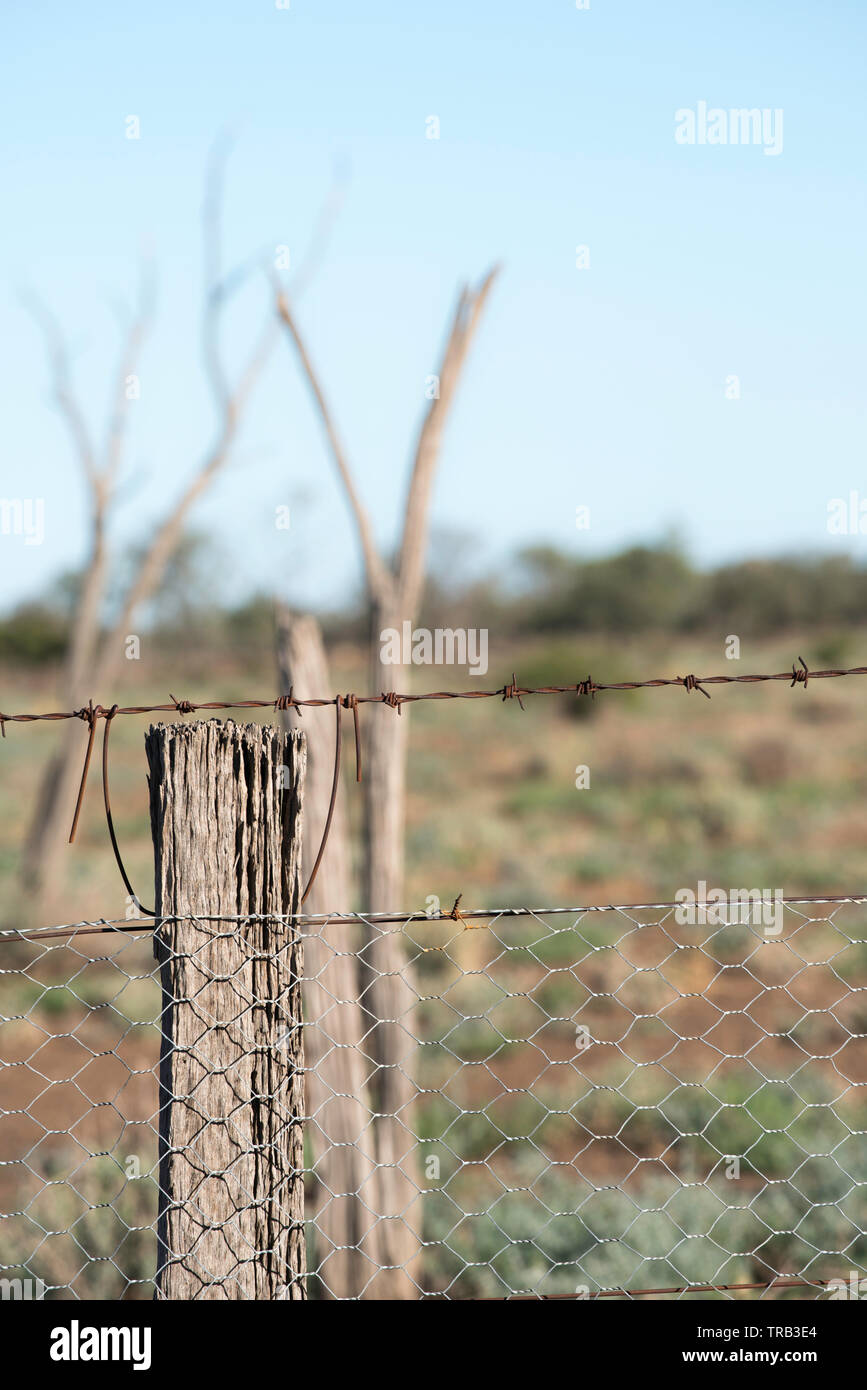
5 538 867 663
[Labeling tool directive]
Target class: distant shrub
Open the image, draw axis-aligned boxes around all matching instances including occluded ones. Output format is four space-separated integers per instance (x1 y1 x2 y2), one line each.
0 604 67 663
518 543 697 634
514 545 867 638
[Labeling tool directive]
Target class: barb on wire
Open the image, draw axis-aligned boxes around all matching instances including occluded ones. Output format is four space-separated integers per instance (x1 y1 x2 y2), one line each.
502 672 525 709
682 673 710 699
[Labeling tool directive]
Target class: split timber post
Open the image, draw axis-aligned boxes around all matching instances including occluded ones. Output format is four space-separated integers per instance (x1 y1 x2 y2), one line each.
145 720 306 1300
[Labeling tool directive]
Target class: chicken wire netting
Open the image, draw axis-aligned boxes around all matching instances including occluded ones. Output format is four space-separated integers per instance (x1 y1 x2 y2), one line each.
0 901 865 1300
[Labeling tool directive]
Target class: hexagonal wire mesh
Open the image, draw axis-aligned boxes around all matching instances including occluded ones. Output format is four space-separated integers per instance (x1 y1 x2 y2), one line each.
0 899 865 1299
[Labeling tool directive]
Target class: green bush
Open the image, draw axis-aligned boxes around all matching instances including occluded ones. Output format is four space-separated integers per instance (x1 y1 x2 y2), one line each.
0 604 68 663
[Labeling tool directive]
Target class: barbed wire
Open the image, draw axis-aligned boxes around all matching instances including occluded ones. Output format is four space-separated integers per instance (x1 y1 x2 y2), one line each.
0 655 856 740
2 656 862 935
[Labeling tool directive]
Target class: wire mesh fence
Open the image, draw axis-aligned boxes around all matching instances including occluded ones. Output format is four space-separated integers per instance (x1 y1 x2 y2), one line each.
1 899 865 1299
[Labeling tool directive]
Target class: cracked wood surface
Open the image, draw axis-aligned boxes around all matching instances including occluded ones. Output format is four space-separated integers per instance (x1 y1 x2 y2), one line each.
146 720 306 1299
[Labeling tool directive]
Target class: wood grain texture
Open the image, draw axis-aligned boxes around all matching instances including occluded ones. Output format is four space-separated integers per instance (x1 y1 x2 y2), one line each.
360 598 420 1296
275 609 379 1297
146 719 306 1300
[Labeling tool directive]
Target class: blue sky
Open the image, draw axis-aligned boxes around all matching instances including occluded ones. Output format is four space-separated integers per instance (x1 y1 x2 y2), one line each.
1 0 865 615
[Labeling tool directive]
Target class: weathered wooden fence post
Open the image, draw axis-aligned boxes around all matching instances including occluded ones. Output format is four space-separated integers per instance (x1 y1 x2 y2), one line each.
145 720 306 1300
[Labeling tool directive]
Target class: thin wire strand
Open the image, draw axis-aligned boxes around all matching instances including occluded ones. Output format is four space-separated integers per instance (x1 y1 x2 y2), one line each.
482 1276 837 1299
4 894 866 944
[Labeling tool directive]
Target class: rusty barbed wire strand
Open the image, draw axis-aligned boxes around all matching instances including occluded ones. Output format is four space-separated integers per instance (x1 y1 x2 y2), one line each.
0 654 856 737
0 655 859 932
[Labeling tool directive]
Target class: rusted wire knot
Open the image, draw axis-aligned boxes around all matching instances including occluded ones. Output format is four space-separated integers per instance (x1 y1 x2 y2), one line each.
381 691 404 715
169 693 195 716
340 693 363 783
790 656 809 688
0 713 7 739
575 677 597 699
681 674 711 700
274 688 300 715
502 673 525 709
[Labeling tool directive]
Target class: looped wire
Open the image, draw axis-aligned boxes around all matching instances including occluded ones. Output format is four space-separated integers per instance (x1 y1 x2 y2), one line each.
301 698 343 904
101 704 155 917
69 700 105 843
340 693 362 783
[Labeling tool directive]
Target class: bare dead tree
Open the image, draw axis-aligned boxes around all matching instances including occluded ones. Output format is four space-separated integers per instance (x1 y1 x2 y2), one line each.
273 266 499 1295
20 142 277 920
19 266 154 916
